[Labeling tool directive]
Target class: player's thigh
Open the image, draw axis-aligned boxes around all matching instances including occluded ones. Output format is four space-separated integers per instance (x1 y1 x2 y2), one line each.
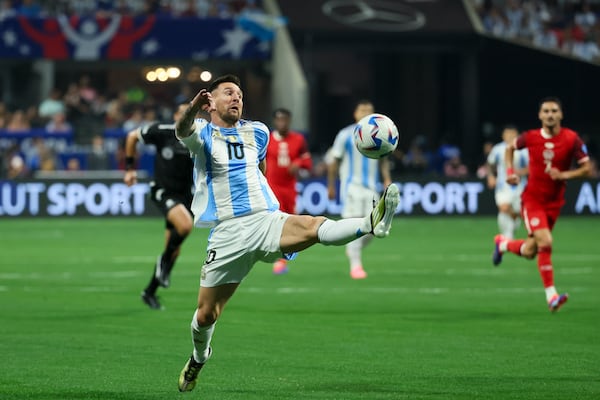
522 203 551 235
166 203 193 234
280 214 327 252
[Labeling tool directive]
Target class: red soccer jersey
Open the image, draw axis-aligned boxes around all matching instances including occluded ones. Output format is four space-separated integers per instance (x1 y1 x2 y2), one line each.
265 130 312 191
516 127 589 207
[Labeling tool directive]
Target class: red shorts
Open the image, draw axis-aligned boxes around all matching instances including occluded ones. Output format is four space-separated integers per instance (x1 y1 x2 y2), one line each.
521 201 561 235
272 186 297 214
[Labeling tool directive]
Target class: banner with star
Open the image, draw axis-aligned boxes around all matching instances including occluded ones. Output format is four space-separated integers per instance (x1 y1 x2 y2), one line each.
0 15 273 60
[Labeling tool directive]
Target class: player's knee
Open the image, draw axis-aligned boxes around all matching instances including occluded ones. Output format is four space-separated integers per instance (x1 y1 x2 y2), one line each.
195 306 219 326
179 220 193 236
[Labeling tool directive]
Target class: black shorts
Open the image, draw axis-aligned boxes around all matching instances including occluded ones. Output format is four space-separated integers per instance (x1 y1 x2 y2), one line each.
149 182 193 229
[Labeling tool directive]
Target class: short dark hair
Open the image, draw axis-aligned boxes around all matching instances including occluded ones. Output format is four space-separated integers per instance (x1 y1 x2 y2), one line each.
539 96 562 111
273 108 291 118
208 74 242 93
356 99 374 108
502 124 519 132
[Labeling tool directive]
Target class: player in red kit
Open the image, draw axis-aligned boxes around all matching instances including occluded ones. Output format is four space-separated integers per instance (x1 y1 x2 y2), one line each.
492 97 592 312
265 108 312 274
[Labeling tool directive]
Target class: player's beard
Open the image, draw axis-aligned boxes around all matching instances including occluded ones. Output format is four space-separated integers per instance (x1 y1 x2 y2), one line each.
221 110 240 126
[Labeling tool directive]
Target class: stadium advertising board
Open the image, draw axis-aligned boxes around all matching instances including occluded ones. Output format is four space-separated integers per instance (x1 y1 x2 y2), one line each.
1 178 599 217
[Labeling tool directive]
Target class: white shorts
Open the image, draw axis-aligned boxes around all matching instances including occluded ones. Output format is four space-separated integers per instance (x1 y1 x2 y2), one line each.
200 210 290 287
495 187 522 212
341 183 379 218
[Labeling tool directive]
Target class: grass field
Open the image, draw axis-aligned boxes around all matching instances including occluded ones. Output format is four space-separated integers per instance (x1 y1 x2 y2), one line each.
1 216 599 400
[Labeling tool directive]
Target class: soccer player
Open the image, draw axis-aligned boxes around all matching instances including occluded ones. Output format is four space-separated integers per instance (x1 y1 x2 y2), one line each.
327 100 393 279
487 125 529 239
175 75 399 392
265 107 312 274
123 103 194 310
492 97 592 312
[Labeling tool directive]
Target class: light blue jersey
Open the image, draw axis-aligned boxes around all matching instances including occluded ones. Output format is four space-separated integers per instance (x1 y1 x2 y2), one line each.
487 141 529 192
330 123 381 199
179 118 280 227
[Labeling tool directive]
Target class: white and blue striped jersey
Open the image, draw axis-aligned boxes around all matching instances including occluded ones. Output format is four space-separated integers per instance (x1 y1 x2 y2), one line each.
487 141 529 193
330 123 381 198
179 118 280 227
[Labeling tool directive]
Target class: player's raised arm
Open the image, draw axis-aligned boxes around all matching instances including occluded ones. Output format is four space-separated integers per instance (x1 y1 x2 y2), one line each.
176 89 211 138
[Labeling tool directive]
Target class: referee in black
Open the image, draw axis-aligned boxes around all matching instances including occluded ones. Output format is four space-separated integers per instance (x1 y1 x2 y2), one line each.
123 103 195 310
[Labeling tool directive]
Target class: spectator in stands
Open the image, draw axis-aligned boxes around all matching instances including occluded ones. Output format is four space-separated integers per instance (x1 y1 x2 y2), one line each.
123 107 144 132
66 157 81 171
575 1 597 34
444 154 469 178
573 34 600 62
403 135 432 175
533 21 559 50
25 137 59 173
38 88 65 121
5 109 31 132
88 134 111 170
2 143 28 179
45 112 73 133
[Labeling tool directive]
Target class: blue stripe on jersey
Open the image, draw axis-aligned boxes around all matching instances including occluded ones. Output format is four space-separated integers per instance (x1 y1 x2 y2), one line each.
222 129 251 217
202 131 218 222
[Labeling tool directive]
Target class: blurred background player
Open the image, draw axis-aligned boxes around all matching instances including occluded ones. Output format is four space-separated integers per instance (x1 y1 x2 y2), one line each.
327 100 393 279
487 125 529 239
493 97 592 312
123 103 194 310
265 108 312 274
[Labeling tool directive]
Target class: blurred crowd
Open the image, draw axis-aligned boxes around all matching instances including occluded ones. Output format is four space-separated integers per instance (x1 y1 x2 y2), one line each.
473 0 600 63
0 73 197 179
0 0 260 19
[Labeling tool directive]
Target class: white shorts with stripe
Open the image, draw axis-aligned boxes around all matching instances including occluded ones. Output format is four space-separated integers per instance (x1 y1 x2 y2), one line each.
200 210 290 287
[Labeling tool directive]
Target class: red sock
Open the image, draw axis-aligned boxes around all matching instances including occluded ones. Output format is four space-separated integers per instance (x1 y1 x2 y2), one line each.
506 239 526 256
537 245 554 288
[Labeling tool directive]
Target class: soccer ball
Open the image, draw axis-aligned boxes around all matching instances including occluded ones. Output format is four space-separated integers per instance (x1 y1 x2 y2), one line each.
354 113 399 159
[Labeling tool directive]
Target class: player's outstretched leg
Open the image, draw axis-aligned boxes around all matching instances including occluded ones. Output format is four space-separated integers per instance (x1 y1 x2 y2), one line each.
548 293 568 313
492 234 505 266
368 184 399 238
178 350 210 392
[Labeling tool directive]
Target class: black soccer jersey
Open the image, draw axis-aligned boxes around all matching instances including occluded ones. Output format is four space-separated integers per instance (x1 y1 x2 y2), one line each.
138 122 193 194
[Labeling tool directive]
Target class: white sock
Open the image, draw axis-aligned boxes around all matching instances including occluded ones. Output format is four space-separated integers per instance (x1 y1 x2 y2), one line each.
191 309 215 363
545 286 558 303
318 218 367 246
346 235 373 269
497 212 515 239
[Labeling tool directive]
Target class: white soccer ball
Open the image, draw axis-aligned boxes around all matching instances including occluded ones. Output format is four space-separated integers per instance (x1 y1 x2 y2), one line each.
353 113 399 159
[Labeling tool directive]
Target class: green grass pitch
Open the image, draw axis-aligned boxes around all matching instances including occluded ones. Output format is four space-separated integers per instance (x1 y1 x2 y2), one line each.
1 216 599 399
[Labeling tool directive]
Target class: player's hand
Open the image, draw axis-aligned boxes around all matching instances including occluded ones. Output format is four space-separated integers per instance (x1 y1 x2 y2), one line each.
549 167 565 181
190 89 213 113
124 170 137 186
506 173 520 186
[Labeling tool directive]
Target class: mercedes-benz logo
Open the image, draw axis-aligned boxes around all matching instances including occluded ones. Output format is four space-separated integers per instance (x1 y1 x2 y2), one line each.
322 0 426 32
